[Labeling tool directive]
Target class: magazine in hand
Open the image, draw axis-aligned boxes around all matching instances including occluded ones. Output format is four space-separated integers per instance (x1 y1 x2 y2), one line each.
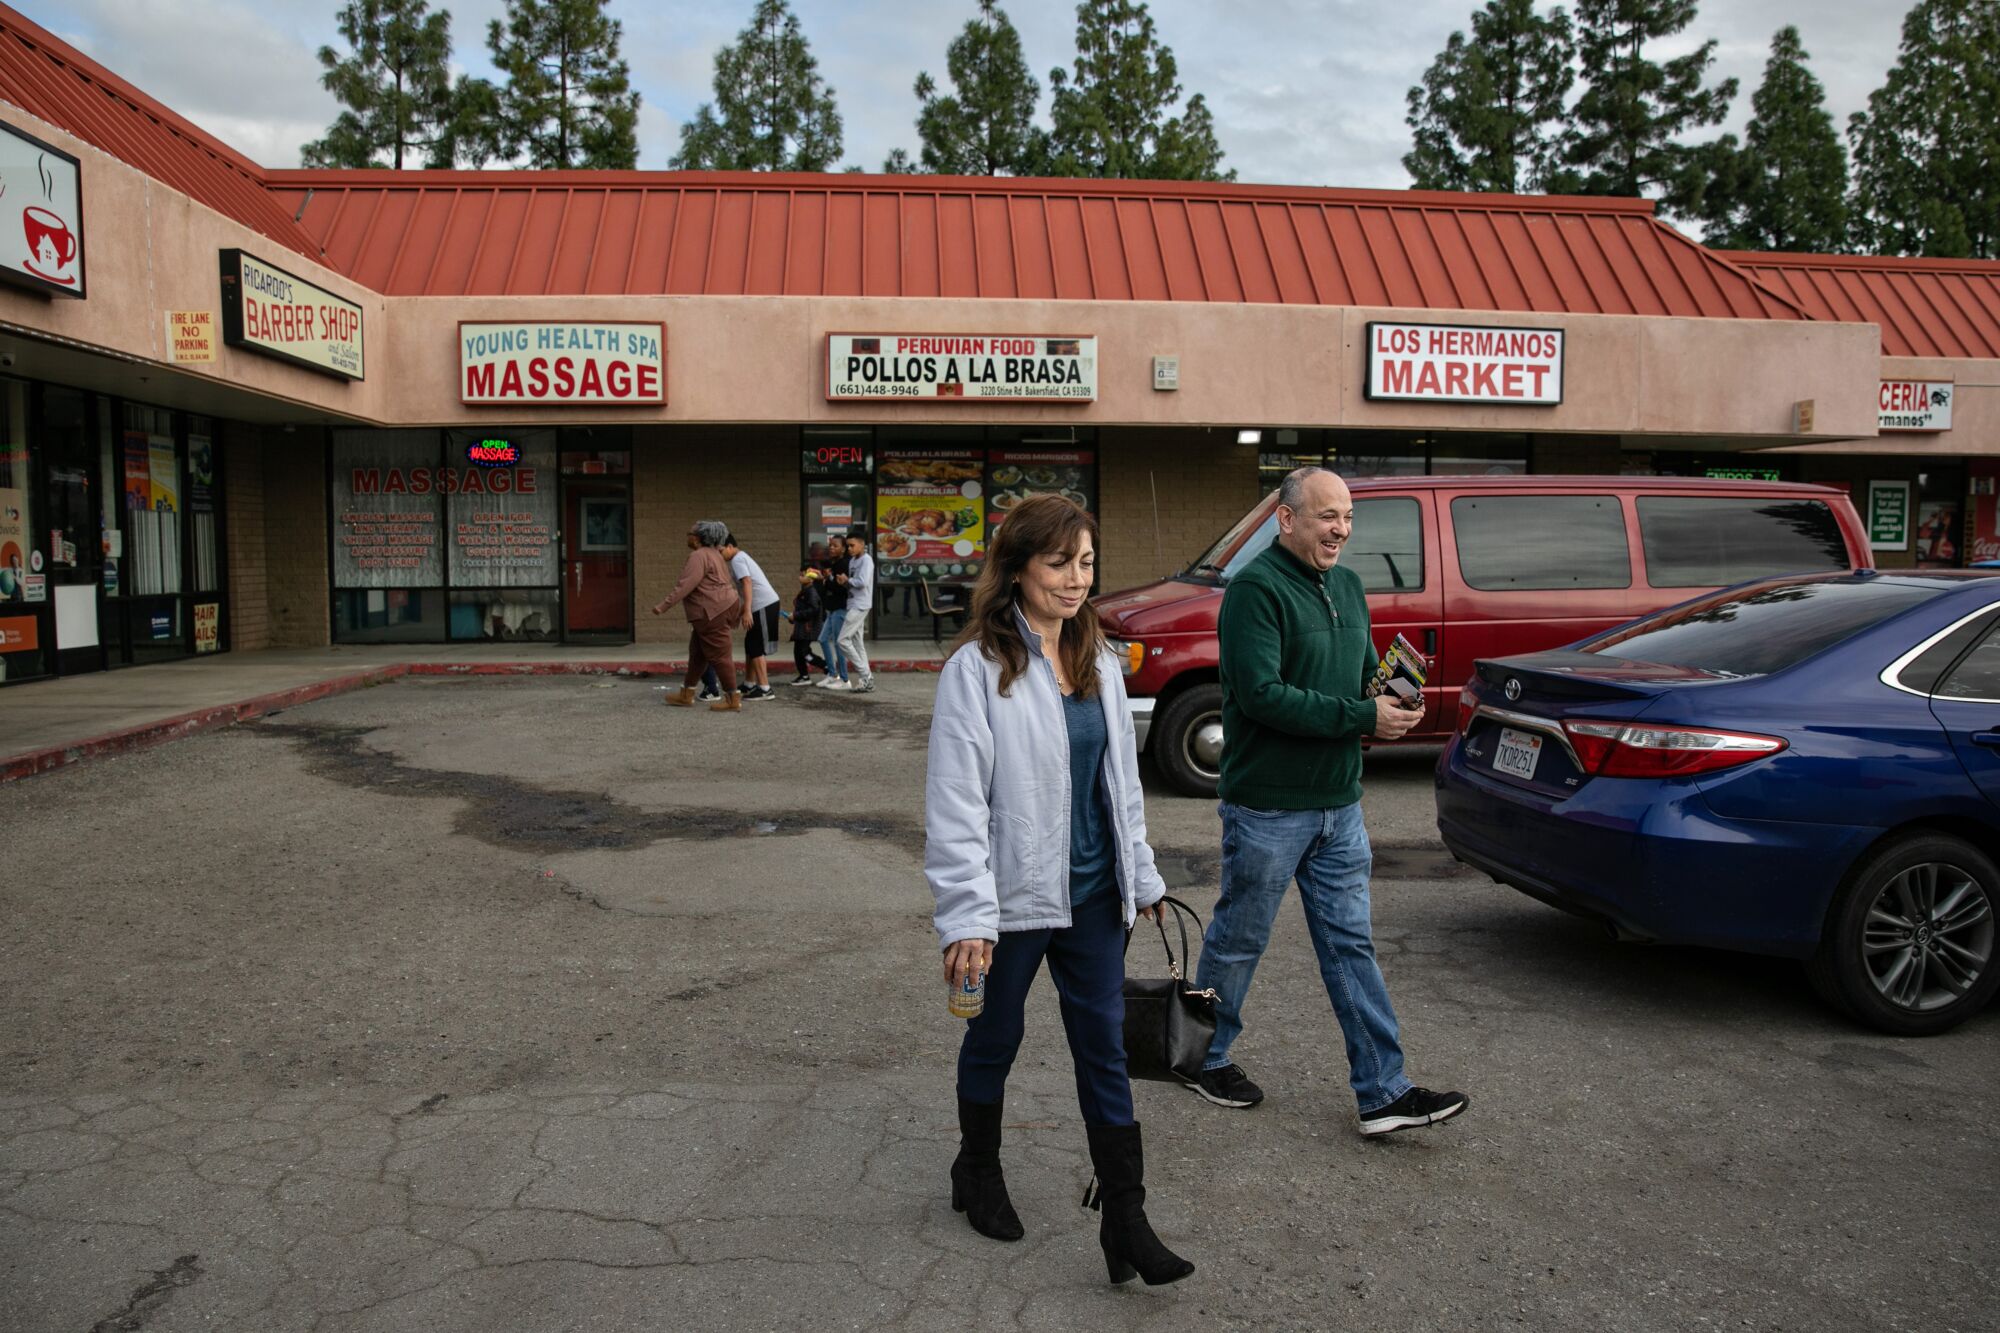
1367 632 1429 706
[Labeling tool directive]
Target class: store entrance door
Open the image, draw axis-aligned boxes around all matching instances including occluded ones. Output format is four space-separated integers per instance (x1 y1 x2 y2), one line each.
563 479 631 641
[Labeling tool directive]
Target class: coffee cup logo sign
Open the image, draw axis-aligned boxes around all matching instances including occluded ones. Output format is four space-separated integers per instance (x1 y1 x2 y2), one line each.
0 121 84 298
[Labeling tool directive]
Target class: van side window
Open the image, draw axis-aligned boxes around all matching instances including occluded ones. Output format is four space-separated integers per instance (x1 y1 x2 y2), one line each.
1451 495 1629 591
1346 498 1423 592
1637 497 1849 588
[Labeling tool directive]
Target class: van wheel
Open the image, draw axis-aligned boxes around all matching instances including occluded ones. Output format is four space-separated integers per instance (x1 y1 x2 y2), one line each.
1806 833 1999 1036
1155 684 1224 799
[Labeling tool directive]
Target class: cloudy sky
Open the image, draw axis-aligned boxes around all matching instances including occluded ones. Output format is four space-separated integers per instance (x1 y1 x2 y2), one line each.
22 0 1908 192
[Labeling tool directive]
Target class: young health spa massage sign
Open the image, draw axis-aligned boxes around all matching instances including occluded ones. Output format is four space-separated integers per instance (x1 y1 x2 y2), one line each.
1364 322 1564 405
460 322 666 405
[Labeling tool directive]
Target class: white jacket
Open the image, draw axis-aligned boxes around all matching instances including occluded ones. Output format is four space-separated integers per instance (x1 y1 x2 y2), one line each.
925 616 1169 947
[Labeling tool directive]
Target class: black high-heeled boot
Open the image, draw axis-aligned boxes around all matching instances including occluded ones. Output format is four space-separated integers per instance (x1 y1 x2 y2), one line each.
951 1096 1024 1241
1083 1121 1194 1286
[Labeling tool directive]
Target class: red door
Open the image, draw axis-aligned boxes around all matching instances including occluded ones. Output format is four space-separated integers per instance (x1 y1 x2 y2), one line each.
563 481 631 639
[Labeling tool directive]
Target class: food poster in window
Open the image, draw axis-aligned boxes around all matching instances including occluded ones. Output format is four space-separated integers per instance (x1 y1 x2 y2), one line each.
1915 500 1962 568
188 436 215 512
1970 467 2000 564
875 449 985 581
987 450 1096 540
0 484 23 602
147 435 178 513
122 430 150 510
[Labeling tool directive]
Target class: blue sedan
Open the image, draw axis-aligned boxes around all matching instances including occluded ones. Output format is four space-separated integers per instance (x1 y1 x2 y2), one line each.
1435 570 2000 1035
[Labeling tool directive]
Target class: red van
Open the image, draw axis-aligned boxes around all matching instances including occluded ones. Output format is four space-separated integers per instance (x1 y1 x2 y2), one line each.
1096 476 1873 797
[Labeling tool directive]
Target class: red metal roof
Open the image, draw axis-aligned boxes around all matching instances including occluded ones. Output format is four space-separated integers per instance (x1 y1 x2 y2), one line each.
1723 251 2000 359
0 5 319 261
266 168 1801 319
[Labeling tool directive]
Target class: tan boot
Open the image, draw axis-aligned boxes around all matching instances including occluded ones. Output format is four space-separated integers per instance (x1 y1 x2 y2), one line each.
710 690 742 712
665 687 696 707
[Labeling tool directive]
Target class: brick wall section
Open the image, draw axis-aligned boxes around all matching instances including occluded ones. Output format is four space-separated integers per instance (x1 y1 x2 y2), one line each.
633 425 799 645
1097 428 1262 594
221 421 269 652
263 430 331 647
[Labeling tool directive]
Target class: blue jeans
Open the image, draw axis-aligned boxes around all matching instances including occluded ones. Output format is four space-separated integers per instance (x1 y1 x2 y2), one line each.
1196 801 1412 1114
957 890 1134 1127
818 609 848 680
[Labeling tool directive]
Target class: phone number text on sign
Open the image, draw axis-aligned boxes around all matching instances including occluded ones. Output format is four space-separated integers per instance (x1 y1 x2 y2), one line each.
826 334 1097 402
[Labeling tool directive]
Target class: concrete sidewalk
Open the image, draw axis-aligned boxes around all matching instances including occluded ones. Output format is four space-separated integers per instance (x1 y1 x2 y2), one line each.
0 640 950 782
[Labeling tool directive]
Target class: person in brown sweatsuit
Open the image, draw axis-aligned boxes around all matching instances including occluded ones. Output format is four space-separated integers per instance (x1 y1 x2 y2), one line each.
651 519 743 711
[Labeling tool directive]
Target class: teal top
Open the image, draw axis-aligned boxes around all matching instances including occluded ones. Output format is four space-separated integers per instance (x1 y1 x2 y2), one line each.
1216 541 1378 810
1063 688 1116 904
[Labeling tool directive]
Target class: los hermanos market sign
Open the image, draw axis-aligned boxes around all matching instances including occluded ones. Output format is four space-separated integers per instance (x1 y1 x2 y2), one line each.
1364 321 1564 405
219 249 364 380
461 322 665 405
1879 379 1952 432
826 334 1097 401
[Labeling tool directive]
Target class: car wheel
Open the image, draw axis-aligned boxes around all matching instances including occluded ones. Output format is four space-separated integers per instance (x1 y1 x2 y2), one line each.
1807 833 2000 1036
1155 683 1224 799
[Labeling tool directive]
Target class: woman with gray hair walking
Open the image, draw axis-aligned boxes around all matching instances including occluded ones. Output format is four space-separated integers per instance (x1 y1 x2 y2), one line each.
651 519 743 712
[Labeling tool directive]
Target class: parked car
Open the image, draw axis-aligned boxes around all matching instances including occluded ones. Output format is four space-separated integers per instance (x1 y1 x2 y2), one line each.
1097 476 1872 797
1435 570 2000 1035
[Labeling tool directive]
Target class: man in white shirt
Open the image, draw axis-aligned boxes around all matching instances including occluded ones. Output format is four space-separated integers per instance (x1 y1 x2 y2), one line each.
722 534 782 700
836 533 875 693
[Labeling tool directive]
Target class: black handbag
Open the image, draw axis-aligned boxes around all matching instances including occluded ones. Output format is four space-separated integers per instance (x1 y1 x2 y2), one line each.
1121 895 1219 1085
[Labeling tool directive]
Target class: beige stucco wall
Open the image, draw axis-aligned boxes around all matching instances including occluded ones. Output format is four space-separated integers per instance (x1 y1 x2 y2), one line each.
0 99 1891 447
1766 355 2000 458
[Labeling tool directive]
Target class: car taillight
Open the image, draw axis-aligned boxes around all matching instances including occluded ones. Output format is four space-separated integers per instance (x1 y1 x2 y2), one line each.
1562 720 1786 778
1456 683 1478 735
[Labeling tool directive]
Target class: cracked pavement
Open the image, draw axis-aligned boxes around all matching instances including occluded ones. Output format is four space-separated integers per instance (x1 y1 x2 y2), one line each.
3 675 1995 1331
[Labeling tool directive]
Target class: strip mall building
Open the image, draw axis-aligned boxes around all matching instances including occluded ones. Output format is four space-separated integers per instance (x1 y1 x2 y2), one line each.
0 5 1996 685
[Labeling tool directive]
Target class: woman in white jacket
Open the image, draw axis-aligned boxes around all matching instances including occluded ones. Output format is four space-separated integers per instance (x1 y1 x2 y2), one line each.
926 494 1194 1287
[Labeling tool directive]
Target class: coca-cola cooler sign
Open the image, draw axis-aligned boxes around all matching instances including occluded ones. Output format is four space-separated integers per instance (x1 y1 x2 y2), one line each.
0 120 83 298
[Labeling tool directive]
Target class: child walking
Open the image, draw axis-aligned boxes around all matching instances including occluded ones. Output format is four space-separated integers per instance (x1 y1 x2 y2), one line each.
785 567 829 686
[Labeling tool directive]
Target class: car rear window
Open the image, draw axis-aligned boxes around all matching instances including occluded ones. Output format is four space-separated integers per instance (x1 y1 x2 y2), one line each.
1451 495 1629 591
1583 578 1949 677
1637 496 1850 588
1206 497 1423 594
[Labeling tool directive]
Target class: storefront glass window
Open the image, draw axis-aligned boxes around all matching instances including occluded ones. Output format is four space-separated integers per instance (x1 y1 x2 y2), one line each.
444 429 557 642
1915 467 1966 569
0 379 41 682
332 429 444 589
188 416 219 591
1429 435 1528 476
121 403 181 595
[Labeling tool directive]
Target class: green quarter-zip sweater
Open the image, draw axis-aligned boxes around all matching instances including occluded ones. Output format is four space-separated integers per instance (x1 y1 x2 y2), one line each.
1216 541 1378 810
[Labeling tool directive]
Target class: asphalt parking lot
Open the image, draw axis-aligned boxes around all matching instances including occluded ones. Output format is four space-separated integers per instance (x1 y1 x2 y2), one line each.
3 673 1995 1332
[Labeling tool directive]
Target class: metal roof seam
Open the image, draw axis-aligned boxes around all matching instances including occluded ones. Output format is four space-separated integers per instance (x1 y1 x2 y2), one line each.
581 189 612 294
1915 272 1993 357
1895 272 1965 357
1864 268 1942 358
1537 213 1601 314
418 190 461 296
1315 205 1364 306
1279 205 1325 305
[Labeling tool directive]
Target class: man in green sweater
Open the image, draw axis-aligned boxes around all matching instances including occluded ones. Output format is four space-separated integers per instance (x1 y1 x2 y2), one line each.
1189 467 1470 1137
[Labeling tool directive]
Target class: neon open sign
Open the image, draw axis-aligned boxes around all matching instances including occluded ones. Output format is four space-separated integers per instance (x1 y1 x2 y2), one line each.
466 439 520 467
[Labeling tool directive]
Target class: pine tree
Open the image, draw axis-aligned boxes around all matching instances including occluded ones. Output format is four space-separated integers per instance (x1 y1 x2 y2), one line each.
671 0 844 172
303 0 491 168
1046 0 1233 181
1697 27 1847 252
912 0 1046 176
1404 0 1574 193
1849 0 2000 258
1562 0 1737 216
487 0 639 169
